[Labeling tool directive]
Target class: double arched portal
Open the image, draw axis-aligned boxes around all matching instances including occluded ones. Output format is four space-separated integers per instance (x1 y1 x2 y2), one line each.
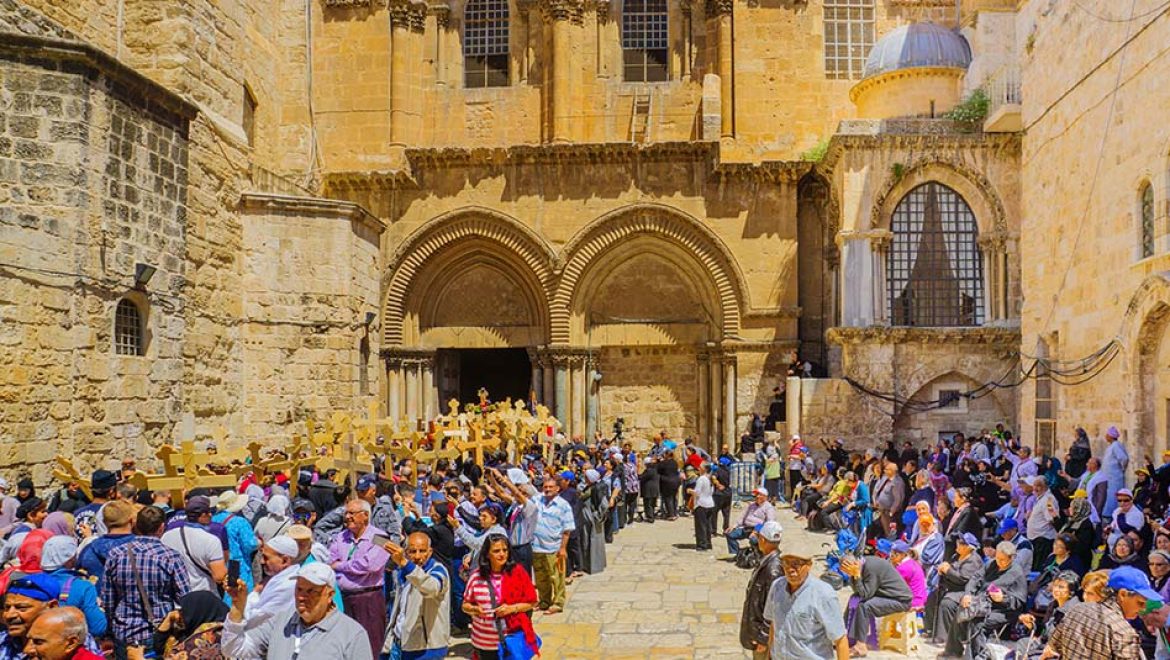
380 204 750 444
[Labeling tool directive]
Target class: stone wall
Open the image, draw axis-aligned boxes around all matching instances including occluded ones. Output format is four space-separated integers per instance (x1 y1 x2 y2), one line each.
0 33 195 482
597 346 697 442
238 194 384 441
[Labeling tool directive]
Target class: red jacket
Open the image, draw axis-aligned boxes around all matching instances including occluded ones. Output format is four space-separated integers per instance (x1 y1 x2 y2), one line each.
498 563 540 654
71 650 106 660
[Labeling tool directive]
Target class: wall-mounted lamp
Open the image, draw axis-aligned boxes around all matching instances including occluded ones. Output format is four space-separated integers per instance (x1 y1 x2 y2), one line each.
134 262 157 289
593 371 603 382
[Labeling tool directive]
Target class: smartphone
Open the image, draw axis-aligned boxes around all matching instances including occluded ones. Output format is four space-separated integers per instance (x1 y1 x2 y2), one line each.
371 533 394 546
227 559 240 586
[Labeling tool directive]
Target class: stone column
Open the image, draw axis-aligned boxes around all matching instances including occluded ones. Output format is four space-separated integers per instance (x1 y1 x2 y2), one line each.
421 356 435 420
871 231 892 325
722 353 737 450
707 0 734 139
554 354 569 433
527 348 542 403
543 0 581 143
708 346 722 449
386 357 402 420
585 353 599 441
840 233 876 326
404 360 419 419
572 354 587 440
388 1 416 148
541 351 555 409
679 0 693 81
786 375 801 438
696 349 708 447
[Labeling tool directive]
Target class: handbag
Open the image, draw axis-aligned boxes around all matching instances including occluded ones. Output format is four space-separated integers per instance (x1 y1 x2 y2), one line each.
955 591 993 624
483 573 542 660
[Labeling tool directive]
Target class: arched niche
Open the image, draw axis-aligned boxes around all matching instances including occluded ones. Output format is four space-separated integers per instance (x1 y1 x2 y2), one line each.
892 371 1009 445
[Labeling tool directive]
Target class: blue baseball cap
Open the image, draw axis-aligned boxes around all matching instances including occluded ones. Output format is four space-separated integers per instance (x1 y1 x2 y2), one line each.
1108 566 1163 603
997 518 1019 536
7 574 61 602
891 540 911 554
559 470 575 481
876 539 893 556
356 473 378 492
959 532 980 548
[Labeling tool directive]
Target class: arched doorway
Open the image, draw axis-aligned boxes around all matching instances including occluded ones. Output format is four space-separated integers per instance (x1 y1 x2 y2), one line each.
1136 301 1170 458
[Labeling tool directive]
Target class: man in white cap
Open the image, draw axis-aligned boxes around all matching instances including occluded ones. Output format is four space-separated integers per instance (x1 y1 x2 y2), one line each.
223 562 372 659
764 547 848 660
740 521 783 659
725 488 777 559
245 535 302 619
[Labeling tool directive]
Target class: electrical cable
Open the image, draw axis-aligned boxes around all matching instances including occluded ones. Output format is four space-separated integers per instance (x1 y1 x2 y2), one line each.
1071 0 1170 23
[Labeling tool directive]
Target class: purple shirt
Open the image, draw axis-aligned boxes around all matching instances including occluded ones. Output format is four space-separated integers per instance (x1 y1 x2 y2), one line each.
327 524 391 592
737 501 777 528
895 558 928 609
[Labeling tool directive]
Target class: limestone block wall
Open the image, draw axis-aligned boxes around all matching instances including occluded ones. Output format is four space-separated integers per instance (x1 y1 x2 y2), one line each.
1015 0 1170 458
795 378 889 446
597 346 697 441
238 195 384 442
0 32 195 481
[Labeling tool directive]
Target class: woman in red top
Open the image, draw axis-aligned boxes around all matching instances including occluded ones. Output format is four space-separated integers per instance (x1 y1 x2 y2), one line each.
462 534 540 659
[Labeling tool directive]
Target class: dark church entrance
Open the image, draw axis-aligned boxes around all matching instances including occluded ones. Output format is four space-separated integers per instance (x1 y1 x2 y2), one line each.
436 348 532 406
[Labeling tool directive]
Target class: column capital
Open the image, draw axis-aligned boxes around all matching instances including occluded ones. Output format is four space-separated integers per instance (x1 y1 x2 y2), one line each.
431 3 452 28
540 0 585 22
389 0 428 30
705 0 733 17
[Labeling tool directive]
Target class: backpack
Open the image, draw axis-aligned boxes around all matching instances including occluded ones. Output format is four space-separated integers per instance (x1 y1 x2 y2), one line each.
622 463 640 495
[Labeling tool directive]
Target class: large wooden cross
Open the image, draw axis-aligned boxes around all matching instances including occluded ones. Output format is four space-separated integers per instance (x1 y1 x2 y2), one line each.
52 458 92 500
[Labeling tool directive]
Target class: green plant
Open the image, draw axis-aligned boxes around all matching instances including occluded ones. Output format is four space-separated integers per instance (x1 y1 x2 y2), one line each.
943 88 990 124
891 162 906 184
800 138 830 163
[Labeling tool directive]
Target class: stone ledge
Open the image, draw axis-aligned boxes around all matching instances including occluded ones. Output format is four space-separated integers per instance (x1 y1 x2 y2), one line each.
0 32 198 124
826 325 1021 346
238 192 386 235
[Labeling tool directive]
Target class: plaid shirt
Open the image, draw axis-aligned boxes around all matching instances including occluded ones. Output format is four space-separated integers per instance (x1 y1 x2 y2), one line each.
101 536 191 646
1048 599 1143 660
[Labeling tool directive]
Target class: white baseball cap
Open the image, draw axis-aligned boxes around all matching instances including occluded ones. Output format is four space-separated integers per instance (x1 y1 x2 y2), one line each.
294 562 337 588
758 521 783 543
267 535 299 559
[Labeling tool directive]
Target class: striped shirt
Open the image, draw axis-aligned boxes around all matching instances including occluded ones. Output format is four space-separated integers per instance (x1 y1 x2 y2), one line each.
532 495 575 554
463 571 505 651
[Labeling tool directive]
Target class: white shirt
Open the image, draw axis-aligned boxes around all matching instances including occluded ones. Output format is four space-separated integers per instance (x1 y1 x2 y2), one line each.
1027 492 1059 540
245 563 299 620
694 475 715 509
161 525 224 592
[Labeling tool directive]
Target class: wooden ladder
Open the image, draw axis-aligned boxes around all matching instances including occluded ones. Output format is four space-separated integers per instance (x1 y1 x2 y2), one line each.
629 90 652 143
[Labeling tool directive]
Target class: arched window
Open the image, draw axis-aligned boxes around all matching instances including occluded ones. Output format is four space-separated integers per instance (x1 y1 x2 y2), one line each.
1141 181 1155 258
464 0 509 88
622 0 668 82
114 298 145 356
359 336 370 396
888 182 984 327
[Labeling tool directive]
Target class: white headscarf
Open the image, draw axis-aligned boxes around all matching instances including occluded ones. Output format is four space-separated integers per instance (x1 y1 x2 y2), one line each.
266 494 291 518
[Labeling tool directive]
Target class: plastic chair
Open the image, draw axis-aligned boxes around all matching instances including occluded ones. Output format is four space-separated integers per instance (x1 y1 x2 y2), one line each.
877 609 921 654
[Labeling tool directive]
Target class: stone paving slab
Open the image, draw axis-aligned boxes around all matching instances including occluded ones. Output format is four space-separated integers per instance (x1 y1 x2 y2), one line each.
526 504 941 659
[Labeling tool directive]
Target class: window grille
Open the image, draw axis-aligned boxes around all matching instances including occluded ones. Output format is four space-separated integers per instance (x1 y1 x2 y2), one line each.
1141 182 1155 258
622 0 668 82
114 299 144 356
938 389 961 409
888 183 984 327
823 0 874 80
464 0 510 88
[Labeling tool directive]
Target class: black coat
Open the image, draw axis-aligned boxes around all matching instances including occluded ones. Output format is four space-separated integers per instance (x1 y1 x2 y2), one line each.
943 505 983 557
740 551 782 650
639 465 661 498
657 460 681 495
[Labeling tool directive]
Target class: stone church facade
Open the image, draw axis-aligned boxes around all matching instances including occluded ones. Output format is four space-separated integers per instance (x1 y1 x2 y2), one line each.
0 0 1162 479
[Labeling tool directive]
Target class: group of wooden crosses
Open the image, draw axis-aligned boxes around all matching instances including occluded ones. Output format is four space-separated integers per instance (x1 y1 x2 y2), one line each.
53 395 561 507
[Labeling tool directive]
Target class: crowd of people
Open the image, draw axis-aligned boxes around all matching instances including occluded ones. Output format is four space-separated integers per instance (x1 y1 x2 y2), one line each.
737 426 1170 660
0 430 743 660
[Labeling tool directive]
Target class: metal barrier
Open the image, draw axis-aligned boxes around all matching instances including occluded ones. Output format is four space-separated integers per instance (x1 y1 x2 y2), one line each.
730 461 760 501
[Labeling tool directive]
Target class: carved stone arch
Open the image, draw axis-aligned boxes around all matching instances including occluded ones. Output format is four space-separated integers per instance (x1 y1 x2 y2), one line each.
811 164 841 244
551 204 748 345
382 207 557 345
871 159 1008 236
892 369 1010 443
1122 272 1170 453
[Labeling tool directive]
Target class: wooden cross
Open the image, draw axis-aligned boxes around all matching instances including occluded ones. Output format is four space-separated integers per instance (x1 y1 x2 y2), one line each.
150 442 240 506
458 420 501 466
52 458 92 500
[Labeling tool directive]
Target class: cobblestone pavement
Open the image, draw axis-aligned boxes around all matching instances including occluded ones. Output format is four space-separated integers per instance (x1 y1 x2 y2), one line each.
530 503 941 659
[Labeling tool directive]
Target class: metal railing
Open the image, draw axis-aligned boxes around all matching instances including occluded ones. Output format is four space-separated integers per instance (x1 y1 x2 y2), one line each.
985 63 1021 117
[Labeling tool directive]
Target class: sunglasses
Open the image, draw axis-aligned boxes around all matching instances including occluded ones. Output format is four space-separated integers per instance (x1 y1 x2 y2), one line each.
1118 498 1133 503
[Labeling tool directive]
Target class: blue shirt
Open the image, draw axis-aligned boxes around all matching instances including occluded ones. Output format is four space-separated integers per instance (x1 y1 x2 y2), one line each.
532 495 575 554
76 532 136 592
764 576 846 660
48 568 107 637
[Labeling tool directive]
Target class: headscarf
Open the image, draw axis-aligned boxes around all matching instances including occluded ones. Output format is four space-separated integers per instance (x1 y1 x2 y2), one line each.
266 495 290 519
177 591 230 632
40 536 78 571
1062 497 1091 533
41 511 74 537
0 529 52 594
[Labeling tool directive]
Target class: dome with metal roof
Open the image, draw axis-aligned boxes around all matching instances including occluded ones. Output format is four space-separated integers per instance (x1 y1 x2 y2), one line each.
862 22 972 80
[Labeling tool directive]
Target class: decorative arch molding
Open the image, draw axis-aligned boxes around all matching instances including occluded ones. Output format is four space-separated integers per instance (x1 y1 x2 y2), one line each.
871 158 1008 236
892 368 1010 425
382 207 557 345
1122 272 1170 454
551 204 749 345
